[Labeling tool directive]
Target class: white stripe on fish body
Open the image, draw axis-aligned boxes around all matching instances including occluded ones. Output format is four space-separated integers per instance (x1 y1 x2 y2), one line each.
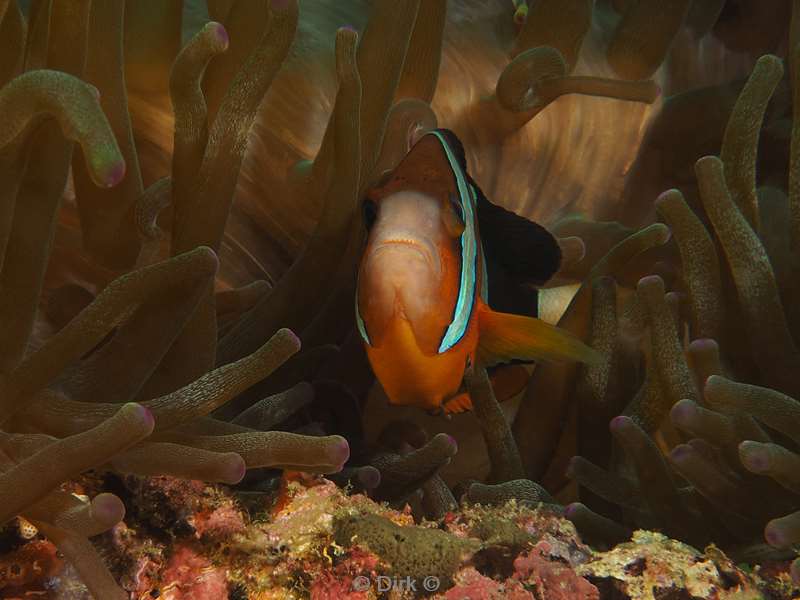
355 282 371 345
429 130 479 354
473 184 489 305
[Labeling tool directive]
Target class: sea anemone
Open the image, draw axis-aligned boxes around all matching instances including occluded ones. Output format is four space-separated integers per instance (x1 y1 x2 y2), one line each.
563 48 800 580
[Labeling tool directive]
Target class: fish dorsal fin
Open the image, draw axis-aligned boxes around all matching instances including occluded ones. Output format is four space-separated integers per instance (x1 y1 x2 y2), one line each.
434 128 467 171
469 178 561 286
477 305 600 367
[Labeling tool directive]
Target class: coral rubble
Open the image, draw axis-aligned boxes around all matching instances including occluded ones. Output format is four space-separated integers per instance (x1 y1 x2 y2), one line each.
9 475 784 599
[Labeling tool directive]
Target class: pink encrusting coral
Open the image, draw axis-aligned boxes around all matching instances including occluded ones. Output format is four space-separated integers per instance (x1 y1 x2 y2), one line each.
0 539 63 596
157 545 229 600
191 501 247 541
513 542 600 600
443 567 535 600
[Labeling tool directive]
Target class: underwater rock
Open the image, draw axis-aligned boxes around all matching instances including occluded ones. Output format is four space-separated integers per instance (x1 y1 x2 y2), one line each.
333 513 480 586
513 543 600 600
0 539 63 596
158 544 229 600
576 531 764 600
124 474 246 541
440 566 535 600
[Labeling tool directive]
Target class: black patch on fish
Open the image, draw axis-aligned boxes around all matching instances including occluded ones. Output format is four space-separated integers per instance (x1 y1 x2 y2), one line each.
470 176 561 286
362 197 378 230
428 128 561 287
485 258 538 366
485 257 539 317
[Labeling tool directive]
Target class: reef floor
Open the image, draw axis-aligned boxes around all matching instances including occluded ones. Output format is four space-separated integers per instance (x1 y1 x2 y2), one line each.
1 474 797 600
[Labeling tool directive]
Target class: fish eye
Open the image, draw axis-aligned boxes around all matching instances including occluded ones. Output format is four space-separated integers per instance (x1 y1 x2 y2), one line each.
362 198 378 230
448 193 464 223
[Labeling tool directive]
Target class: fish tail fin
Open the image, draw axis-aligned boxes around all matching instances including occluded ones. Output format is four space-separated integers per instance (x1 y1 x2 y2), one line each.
477 305 600 367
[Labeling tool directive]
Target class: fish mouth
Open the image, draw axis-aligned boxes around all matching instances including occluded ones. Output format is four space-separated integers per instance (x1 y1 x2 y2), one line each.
374 238 438 272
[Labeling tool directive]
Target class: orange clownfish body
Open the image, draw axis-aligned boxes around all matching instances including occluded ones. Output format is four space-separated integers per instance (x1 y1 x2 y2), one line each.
512 0 528 27
355 129 597 415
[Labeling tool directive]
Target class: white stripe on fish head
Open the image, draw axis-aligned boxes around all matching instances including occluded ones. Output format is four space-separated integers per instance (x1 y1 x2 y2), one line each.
428 130 479 354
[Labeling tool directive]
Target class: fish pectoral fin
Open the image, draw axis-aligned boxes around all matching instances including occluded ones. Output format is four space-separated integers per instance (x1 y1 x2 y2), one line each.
442 392 473 415
477 307 601 367
443 364 531 414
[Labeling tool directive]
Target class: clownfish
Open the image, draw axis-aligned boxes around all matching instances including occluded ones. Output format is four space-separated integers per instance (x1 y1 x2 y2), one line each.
355 129 598 415
512 0 528 27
